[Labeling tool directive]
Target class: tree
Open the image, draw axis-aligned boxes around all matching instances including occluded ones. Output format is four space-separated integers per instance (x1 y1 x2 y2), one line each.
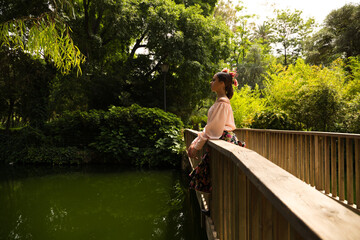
174 0 218 16
263 59 345 131
236 44 273 88
252 22 272 54
268 9 315 66
326 4 360 58
305 3 360 65
303 28 340 66
213 0 238 28
0 47 55 130
50 0 231 120
214 1 255 69
0 0 85 75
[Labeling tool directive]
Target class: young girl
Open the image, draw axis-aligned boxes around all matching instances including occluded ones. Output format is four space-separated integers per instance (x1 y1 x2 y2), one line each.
188 68 245 195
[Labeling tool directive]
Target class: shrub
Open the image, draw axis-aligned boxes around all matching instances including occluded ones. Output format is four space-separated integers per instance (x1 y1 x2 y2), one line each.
25 146 83 165
1 105 184 168
343 94 360 133
188 115 207 130
0 126 47 163
44 109 104 147
231 85 266 127
263 59 345 131
92 104 184 168
251 109 302 130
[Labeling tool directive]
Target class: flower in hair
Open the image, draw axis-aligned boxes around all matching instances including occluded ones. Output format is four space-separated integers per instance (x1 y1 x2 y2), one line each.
221 68 229 73
233 79 238 87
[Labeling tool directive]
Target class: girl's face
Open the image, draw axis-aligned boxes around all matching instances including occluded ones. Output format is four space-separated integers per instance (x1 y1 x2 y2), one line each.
211 74 224 93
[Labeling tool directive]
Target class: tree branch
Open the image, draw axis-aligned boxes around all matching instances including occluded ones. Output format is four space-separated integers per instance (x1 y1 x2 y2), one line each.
83 0 90 37
93 6 103 35
128 30 149 61
144 55 168 78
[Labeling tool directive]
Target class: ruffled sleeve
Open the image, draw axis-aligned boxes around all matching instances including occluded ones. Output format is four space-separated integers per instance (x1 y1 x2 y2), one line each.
192 100 231 150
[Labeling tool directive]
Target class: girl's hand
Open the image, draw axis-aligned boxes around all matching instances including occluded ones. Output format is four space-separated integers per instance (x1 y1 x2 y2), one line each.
187 144 198 158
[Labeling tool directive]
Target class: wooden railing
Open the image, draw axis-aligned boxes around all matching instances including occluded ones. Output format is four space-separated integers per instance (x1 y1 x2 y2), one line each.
184 129 360 240
234 128 360 210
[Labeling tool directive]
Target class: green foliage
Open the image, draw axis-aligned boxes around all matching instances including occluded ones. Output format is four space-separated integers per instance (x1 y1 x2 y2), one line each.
1 105 184 167
230 85 266 127
188 115 208 130
343 94 360 133
251 109 301 130
325 4 360 58
264 59 346 131
0 126 83 165
52 0 232 118
297 82 342 131
303 28 340 66
25 146 83 165
235 44 274 88
45 109 104 147
343 56 360 99
174 0 218 16
228 57 360 132
305 4 360 65
0 127 47 163
0 48 56 129
93 105 184 168
268 9 315 66
0 1 85 75
213 0 244 28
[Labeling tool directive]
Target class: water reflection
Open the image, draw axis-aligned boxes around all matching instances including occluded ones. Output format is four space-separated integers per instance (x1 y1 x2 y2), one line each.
0 165 206 240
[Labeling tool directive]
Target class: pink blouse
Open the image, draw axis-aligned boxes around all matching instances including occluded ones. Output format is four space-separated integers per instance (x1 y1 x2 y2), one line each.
192 97 236 150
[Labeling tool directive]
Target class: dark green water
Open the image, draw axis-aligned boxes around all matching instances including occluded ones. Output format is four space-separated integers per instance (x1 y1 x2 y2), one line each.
0 165 207 240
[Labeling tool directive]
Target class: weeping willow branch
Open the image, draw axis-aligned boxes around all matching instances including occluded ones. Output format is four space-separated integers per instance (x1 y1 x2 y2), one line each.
0 12 85 75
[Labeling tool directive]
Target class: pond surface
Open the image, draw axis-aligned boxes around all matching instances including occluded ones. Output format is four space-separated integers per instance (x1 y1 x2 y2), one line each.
0 165 207 240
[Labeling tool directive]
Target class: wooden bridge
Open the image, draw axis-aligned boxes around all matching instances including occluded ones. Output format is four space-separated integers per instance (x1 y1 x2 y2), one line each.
184 129 360 240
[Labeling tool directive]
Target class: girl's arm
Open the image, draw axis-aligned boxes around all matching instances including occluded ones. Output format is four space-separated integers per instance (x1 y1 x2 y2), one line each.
188 102 228 155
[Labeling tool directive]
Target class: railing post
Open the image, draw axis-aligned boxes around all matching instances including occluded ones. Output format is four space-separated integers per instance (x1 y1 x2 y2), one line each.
331 137 337 197
315 135 320 189
338 137 345 201
324 136 331 194
310 136 315 186
355 139 360 209
346 138 354 205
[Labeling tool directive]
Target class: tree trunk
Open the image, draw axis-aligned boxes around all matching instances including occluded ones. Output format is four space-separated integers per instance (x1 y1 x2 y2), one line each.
83 0 90 57
284 42 287 66
5 98 14 132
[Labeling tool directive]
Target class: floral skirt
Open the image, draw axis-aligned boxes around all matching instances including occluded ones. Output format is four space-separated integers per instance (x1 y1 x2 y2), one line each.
189 130 245 193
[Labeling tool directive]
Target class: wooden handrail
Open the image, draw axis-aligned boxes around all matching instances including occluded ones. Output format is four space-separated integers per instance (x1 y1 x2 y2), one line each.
235 128 360 139
185 129 360 240
234 128 360 211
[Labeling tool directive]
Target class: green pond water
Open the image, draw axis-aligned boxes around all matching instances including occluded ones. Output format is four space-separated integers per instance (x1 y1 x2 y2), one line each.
0 165 207 240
